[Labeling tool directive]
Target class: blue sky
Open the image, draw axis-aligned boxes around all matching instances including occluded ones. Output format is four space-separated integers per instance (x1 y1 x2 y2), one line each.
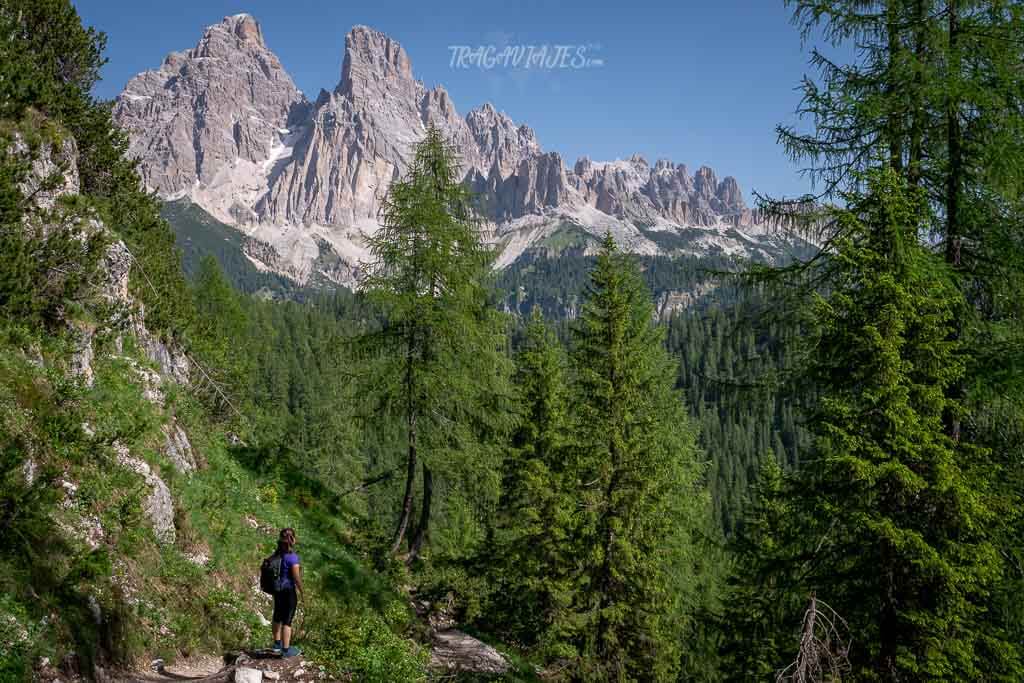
74 0 828 200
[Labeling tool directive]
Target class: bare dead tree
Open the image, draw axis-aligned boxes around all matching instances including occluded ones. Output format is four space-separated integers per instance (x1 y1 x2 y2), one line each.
776 593 851 683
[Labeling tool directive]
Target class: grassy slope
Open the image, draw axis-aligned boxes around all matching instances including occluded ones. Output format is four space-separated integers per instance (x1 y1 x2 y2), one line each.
0 319 427 680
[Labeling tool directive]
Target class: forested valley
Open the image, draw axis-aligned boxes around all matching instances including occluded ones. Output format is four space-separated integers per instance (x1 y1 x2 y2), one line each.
1 0 1023 681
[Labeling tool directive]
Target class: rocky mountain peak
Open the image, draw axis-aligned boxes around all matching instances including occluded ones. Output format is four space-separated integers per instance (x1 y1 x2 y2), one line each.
196 14 268 56
694 165 718 198
339 25 416 97
227 14 264 46
466 103 541 179
716 176 744 207
113 12 305 214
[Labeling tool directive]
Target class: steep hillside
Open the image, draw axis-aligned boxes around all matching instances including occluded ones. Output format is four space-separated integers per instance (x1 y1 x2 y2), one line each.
0 5 431 680
0 116 433 683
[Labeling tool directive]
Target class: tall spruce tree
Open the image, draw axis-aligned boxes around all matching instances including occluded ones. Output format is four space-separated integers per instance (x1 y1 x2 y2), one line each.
487 308 578 655
761 2 1024 672
719 459 803 681
566 234 708 681
767 169 1012 679
357 126 513 559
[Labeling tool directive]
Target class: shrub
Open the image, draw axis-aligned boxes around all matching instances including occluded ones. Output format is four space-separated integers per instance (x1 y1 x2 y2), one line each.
304 602 428 682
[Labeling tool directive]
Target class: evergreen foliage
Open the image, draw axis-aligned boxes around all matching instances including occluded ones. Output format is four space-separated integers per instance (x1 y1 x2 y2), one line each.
727 169 1018 680
565 235 708 681
487 308 577 655
356 126 514 559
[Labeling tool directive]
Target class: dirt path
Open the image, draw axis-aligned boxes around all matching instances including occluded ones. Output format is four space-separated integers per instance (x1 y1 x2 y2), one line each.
122 651 325 682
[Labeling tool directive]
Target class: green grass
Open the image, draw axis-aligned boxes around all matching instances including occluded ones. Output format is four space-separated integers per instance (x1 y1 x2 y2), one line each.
0 320 427 679
536 223 595 253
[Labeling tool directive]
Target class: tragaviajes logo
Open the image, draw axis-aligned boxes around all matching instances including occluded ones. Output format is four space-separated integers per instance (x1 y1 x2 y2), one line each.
448 44 604 69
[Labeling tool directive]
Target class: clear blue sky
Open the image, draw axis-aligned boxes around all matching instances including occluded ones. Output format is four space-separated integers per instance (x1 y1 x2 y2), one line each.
74 0 828 200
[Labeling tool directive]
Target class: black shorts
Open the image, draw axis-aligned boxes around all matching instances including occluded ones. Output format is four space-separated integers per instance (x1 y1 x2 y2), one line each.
272 588 297 626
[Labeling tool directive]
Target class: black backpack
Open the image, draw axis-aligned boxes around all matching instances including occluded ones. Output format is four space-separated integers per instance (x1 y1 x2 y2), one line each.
260 553 286 594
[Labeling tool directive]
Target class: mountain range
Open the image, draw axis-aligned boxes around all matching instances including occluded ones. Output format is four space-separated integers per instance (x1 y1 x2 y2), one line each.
113 13 794 288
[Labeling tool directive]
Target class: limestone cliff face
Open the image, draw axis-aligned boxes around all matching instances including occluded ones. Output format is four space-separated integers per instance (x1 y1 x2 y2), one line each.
114 15 784 285
113 14 306 208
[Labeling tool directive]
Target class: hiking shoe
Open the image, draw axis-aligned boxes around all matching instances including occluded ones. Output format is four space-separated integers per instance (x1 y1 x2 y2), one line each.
282 646 301 658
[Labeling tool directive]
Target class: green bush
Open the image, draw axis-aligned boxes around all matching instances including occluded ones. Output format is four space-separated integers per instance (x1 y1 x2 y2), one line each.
304 602 428 682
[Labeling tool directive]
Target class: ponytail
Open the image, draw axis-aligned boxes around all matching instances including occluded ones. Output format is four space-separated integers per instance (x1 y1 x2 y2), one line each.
275 527 296 556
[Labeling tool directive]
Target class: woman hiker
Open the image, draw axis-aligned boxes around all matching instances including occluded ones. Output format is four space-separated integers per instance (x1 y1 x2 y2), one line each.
271 527 303 657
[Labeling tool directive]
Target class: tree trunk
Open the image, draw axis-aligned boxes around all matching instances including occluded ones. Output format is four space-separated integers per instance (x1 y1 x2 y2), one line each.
878 545 900 681
389 415 417 554
907 0 926 187
409 464 433 559
886 0 904 172
944 0 964 444
946 0 963 270
391 341 418 553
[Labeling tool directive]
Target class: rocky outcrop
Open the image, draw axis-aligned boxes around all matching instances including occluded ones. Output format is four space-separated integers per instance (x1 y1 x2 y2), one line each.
255 26 484 229
430 630 511 675
18 134 80 212
163 421 198 474
68 321 96 386
115 441 175 545
465 102 541 179
114 16 785 282
17 113 196 550
472 151 571 221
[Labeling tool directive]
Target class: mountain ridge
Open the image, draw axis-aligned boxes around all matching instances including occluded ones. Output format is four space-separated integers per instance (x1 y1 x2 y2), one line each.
114 14 794 287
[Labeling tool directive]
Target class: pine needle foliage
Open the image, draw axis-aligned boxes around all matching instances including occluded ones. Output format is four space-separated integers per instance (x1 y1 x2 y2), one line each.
356 126 514 558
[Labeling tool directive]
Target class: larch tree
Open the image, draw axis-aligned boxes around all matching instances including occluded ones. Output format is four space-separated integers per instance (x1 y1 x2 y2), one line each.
356 126 513 560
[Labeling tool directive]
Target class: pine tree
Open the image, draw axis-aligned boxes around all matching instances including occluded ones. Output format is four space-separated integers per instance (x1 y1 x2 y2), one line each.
356 126 513 559
720 459 802 681
567 234 708 681
772 169 1010 679
190 255 251 417
488 308 578 655
763 4 1024 672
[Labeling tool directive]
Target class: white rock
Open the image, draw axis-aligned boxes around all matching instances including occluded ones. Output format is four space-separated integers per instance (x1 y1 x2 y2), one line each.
113 17 794 287
163 421 197 473
430 629 510 674
22 458 37 485
234 667 263 683
114 441 176 545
